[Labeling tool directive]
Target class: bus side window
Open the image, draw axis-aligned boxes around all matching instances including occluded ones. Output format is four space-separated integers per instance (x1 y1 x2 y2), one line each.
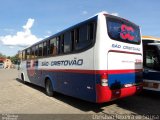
75 28 79 44
64 32 72 53
49 38 57 56
31 46 35 59
43 42 47 56
38 43 43 57
47 41 50 56
71 30 75 51
35 45 39 58
60 35 64 54
26 49 30 59
75 22 95 51
88 22 95 41
24 50 27 60
56 37 60 54
22 51 25 60
79 25 88 42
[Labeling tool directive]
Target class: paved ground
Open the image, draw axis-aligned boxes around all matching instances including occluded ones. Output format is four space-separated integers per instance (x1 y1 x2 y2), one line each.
0 69 160 119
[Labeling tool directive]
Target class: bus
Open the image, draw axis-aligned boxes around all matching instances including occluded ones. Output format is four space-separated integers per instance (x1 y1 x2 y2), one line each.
142 36 160 93
18 12 143 103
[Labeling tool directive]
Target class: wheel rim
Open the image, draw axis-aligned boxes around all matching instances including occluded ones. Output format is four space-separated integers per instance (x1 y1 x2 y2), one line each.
46 81 52 94
46 82 50 93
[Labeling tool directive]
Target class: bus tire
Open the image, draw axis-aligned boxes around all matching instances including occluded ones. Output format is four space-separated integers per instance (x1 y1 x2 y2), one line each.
21 73 26 84
45 79 54 97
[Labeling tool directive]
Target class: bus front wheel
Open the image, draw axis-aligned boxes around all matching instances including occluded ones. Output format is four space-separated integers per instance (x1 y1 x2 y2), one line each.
45 79 54 97
21 73 26 84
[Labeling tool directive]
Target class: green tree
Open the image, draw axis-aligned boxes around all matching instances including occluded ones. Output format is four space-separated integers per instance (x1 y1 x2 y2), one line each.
0 52 6 58
10 54 19 64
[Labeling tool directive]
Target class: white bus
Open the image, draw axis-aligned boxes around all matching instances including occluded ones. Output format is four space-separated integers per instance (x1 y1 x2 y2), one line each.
142 36 160 93
19 12 143 103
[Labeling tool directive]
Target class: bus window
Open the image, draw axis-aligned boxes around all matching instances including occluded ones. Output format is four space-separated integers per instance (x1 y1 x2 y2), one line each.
38 43 43 57
64 32 72 53
75 28 79 44
107 18 141 44
60 35 64 54
56 37 60 54
26 49 30 59
35 45 38 58
79 25 88 42
31 46 35 59
49 38 57 56
43 42 47 56
88 23 95 41
75 23 95 51
22 51 25 60
71 30 75 51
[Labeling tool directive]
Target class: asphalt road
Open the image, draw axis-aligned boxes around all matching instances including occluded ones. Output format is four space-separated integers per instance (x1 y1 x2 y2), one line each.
0 69 160 120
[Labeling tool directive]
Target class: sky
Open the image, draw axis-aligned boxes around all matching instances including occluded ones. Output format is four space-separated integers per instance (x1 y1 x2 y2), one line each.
0 0 160 56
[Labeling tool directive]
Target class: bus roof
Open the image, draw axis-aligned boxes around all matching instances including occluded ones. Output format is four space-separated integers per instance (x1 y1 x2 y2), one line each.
142 36 160 41
21 11 138 51
148 43 160 45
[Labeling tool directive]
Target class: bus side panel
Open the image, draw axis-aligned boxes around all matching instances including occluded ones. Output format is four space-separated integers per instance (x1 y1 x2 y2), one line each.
22 60 44 86
39 48 97 102
21 61 97 102
19 61 31 83
53 71 96 102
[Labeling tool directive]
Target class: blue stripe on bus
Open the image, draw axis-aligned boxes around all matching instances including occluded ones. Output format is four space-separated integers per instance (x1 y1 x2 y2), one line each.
27 70 142 102
108 73 142 86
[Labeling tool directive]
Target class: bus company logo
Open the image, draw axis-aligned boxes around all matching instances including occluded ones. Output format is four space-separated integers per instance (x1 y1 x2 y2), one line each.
27 60 37 77
120 24 135 41
41 58 83 67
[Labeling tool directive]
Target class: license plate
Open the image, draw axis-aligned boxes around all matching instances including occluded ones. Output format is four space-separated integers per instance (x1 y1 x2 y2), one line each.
143 82 159 89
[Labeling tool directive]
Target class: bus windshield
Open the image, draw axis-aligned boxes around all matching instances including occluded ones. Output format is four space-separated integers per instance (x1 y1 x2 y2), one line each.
107 17 141 44
144 44 160 71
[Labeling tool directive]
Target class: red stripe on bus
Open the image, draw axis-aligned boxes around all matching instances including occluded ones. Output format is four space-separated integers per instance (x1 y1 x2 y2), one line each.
40 69 142 74
107 69 142 74
109 50 142 55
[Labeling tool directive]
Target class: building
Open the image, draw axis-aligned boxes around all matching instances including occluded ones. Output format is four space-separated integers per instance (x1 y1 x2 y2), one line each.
0 58 12 69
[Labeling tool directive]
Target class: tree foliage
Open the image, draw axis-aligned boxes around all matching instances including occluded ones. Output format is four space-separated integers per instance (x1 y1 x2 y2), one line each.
0 52 19 64
0 52 6 58
9 54 19 64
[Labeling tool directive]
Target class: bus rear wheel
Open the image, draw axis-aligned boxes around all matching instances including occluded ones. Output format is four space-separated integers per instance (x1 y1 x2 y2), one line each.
45 79 54 97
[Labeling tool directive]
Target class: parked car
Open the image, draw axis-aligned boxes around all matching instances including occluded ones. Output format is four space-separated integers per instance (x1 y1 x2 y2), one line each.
0 63 4 69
